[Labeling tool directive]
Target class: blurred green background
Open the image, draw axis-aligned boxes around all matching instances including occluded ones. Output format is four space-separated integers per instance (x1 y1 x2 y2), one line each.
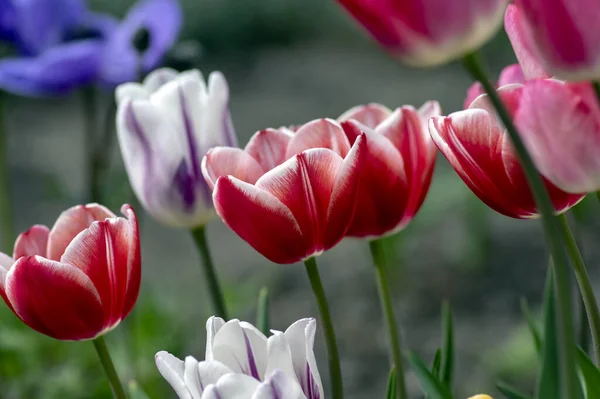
1 0 599 398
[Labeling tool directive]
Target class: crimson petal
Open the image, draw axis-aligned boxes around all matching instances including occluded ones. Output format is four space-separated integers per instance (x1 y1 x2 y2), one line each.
202 147 265 189
245 128 294 172
285 119 351 159
13 225 50 259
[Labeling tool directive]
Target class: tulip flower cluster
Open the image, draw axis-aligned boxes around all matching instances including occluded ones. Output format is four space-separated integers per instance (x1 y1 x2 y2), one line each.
4 0 600 398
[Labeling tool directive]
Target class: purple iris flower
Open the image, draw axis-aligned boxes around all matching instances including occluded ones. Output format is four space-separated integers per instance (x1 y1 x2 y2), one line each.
0 0 182 96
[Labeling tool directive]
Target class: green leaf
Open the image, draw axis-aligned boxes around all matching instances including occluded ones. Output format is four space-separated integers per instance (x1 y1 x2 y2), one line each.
497 381 533 399
576 347 600 399
441 301 454 388
431 348 442 379
127 380 151 399
407 352 453 399
386 367 397 399
520 297 542 355
536 269 560 399
256 287 270 336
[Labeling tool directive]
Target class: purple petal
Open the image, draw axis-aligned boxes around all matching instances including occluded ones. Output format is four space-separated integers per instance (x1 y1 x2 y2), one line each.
0 40 102 96
99 0 182 86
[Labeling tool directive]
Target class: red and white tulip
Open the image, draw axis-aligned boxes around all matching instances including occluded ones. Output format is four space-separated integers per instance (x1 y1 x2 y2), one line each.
156 317 323 399
336 0 509 67
337 102 440 238
429 85 584 218
203 119 366 264
0 203 140 340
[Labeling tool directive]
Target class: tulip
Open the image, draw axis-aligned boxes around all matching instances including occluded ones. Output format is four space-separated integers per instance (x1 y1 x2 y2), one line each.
337 101 440 237
429 85 584 218
202 119 365 264
464 63 525 109
468 396 493 399
0 0 182 96
504 1 600 81
336 0 509 67
515 79 600 193
116 68 237 228
156 317 323 399
0 203 140 340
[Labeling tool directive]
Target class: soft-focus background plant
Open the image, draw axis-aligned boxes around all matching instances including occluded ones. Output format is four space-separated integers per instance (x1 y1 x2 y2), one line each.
1 0 599 398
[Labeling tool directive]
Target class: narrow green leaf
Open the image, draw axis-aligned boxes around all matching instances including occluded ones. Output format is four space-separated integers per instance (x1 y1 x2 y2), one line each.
256 287 269 336
127 380 151 399
536 269 560 399
386 366 397 399
407 352 453 399
431 348 442 379
497 381 533 399
576 347 600 399
520 297 542 355
441 301 454 388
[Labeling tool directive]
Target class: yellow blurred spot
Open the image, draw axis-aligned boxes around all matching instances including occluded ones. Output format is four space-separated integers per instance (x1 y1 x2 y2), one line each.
468 396 493 399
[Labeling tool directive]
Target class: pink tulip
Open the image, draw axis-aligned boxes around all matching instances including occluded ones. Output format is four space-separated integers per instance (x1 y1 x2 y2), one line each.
0 204 140 340
505 1 600 81
335 101 440 237
337 0 508 67
203 120 366 264
516 79 600 193
429 85 584 218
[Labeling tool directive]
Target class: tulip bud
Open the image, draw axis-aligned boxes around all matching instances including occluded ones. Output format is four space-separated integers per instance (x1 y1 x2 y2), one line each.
337 0 509 67
156 317 323 399
505 1 600 81
116 68 237 229
0 203 140 340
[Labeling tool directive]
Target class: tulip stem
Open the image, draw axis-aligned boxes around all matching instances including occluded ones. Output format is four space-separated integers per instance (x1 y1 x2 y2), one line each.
304 257 344 399
369 238 407 399
557 213 600 363
463 51 580 399
0 94 14 252
92 336 127 399
190 225 229 319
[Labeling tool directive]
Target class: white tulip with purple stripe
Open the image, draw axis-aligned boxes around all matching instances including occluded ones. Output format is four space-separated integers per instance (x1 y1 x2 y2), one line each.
115 68 237 228
156 317 324 399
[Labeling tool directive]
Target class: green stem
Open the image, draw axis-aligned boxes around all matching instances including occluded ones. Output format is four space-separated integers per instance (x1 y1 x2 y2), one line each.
82 88 101 203
592 81 600 106
190 225 228 319
0 95 14 251
368 239 406 399
92 336 127 399
579 293 590 354
256 287 270 336
463 51 580 399
303 257 343 399
557 214 600 363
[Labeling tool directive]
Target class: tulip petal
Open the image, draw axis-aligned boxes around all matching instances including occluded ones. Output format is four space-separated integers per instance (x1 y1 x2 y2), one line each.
504 5 551 80
60 214 133 329
285 119 351 159
212 374 261 399
183 356 202 399
338 103 392 129
206 316 226 360
516 80 600 193
202 147 265 190
340 121 407 237
257 149 343 256
198 360 235 390
265 332 297 382
5 256 104 340
283 319 323 399
120 204 141 319
498 64 526 86
245 128 294 172
429 111 537 218
253 370 306 399
211 319 268 380
13 225 50 259
155 351 193 399
0 253 15 312
47 203 115 261
213 176 306 264
324 134 365 247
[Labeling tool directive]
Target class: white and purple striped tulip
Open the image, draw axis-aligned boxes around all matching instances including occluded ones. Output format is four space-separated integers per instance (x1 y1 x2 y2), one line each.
155 317 324 399
116 68 237 228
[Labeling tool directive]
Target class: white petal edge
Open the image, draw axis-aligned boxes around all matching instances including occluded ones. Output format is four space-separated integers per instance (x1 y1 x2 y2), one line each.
155 351 193 399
